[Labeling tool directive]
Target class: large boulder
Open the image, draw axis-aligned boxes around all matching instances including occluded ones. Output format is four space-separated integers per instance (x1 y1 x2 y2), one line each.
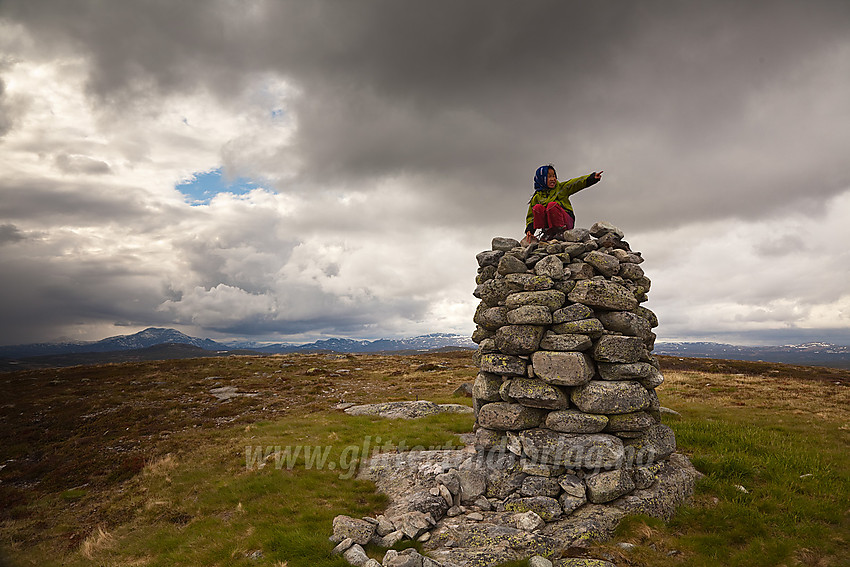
505 290 566 311
568 279 638 311
539 332 592 352
531 351 595 386
473 371 503 401
584 250 620 278
592 335 646 363
495 324 546 355
478 402 547 431
480 353 527 377
624 424 677 465
504 273 555 291
545 409 609 433
585 469 636 503
332 515 376 545
507 378 569 410
473 304 509 330
507 305 553 325
551 318 604 337
571 380 652 415
517 428 625 469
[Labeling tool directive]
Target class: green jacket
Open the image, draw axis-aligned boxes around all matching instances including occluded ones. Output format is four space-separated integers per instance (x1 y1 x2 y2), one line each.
525 173 596 231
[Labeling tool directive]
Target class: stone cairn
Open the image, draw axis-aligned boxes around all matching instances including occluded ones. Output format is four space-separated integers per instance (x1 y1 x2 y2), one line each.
330 222 696 567
470 221 675 515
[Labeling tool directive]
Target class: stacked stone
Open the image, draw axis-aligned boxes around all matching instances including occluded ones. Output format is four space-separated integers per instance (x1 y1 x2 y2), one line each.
470 222 676 517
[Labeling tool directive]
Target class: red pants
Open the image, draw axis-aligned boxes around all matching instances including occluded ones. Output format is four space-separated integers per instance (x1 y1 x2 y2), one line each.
532 202 574 231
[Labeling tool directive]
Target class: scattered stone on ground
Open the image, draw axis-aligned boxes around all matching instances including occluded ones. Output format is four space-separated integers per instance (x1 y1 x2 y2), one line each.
208 386 258 401
343 400 474 419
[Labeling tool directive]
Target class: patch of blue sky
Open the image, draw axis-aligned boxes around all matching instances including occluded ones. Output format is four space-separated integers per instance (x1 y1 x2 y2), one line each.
177 168 266 205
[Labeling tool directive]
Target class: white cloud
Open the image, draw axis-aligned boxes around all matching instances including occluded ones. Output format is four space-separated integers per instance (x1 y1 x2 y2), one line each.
638 189 850 343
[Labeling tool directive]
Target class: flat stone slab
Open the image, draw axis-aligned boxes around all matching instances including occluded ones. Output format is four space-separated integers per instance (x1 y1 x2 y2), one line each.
344 401 474 419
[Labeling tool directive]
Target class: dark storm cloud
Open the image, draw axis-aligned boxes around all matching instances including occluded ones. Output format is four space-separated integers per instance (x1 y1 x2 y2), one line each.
0 223 25 244
6 0 849 228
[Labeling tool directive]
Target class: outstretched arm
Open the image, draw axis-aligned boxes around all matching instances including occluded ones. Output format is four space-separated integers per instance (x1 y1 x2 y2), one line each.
555 170 603 198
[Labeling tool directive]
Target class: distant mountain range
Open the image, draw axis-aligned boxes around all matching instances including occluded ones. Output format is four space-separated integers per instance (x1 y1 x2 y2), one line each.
0 327 476 361
654 341 850 369
4 328 850 370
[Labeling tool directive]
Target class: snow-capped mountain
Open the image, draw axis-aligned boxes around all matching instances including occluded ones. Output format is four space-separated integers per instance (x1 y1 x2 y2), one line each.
0 328 475 359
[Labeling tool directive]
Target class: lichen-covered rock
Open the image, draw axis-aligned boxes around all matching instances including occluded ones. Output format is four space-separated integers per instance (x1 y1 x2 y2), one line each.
611 248 644 264
551 318 604 337
496 324 546 355
584 250 620 278
505 290 566 311
492 237 521 251
515 510 546 531
498 254 530 275
534 255 565 280
480 353 527 376
474 427 507 450
568 279 639 311
634 305 658 327
471 326 495 344
552 304 594 324
457 469 488 504
505 496 563 522
520 459 566 477
508 378 569 410
406 490 450 518
618 262 645 280
517 428 625 469
563 227 591 242
508 304 553 325
483 453 527 500
478 402 546 430
603 411 656 433
531 351 595 386
520 475 562 498
596 311 652 338
545 409 608 433
332 515 376 545
592 335 646 363
473 371 503 402
396 511 433 539
499 379 514 402
558 474 586 498
476 264 497 284
342 543 370 566
571 380 652 415
589 221 624 238
596 361 659 381
504 273 555 291
624 424 677 465
476 277 522 307
567 262 595 280
558 493 587 516
585 468 636 503
476 249 504 267
539 332 592 352
473 304 509 330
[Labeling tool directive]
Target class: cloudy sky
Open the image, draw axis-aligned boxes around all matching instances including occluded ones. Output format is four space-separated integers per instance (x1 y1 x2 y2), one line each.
1 1 850 347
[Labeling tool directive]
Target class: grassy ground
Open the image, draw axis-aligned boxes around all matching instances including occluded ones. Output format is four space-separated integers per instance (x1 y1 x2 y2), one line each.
1 352 848 566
